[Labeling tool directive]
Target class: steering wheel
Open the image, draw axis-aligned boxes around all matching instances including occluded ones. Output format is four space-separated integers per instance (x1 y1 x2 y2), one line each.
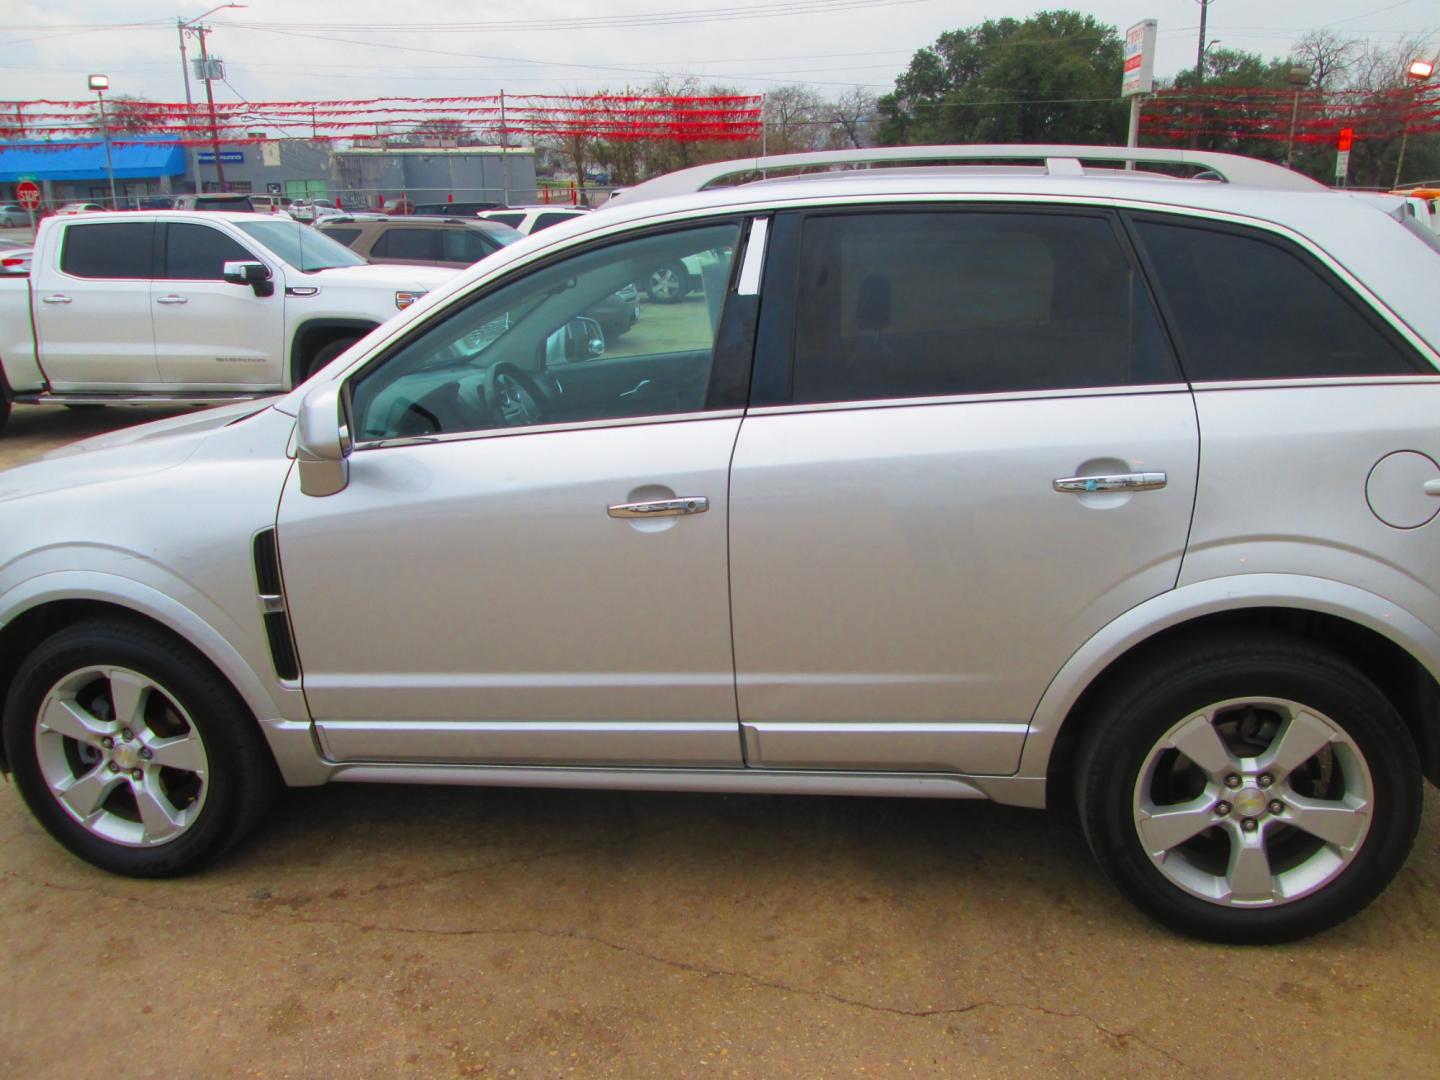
483 362 550 427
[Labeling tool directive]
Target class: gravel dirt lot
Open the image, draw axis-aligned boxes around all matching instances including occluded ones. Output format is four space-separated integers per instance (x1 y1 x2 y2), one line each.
1 404 1438 1078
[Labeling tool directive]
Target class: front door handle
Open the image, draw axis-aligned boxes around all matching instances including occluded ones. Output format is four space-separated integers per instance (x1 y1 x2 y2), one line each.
1054 472 1167 494
41 294 72 304
608 496 709 519
156 295 189 305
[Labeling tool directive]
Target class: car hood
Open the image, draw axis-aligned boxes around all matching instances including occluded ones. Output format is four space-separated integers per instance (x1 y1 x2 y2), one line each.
302 264 458 291
0 400 277 503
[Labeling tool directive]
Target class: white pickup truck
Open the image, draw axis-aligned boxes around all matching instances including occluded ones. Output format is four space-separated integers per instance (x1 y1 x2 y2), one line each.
0 211 456 434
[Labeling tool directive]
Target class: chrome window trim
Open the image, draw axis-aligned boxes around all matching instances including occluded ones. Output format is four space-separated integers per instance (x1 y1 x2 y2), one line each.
1188 375 1440 392
737 216 769 295
742 382 1192 418
727 192 1440 372
350 408 745 452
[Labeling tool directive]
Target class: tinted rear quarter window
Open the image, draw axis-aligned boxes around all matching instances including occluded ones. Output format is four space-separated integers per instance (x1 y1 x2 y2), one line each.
321 226 362 248
60 222 154 279
485 213 525 229
533 212 581 233
790 209 1177 404
371 228 439 261
1134 218 1425 380
163 222 254 279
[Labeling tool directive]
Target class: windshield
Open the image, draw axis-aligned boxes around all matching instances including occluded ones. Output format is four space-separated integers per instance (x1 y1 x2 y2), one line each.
236 219 368 272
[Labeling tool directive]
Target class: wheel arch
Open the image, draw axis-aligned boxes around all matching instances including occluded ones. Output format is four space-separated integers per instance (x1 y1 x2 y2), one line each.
0 583 295 779
1028 576 1440 801
289 319 377 388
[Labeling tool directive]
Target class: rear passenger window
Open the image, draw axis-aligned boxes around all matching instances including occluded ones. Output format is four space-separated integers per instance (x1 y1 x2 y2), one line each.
371 228 439 261
533 213 580 233
163 222 254 279
791 210 1177 404
61 222 154 279
321 227 361 247
486 213 525 229
1134 219 1426 380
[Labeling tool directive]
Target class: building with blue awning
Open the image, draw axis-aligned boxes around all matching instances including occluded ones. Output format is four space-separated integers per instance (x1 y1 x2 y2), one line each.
0 138 188 207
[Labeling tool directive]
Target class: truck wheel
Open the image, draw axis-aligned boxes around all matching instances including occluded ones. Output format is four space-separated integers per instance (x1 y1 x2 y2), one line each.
2 618 278 877
303 336 361 382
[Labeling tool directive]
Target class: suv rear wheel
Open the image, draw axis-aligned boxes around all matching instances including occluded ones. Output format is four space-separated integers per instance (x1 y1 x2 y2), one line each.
1076 632 1421 943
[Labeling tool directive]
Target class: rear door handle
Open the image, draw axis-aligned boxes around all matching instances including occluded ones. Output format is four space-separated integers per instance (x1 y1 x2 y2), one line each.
156 295 188 305
41 294 72 304
608 496 709 518
1054 472 1167 493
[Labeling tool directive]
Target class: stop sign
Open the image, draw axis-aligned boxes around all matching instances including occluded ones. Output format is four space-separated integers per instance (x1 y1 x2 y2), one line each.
16 180 41 211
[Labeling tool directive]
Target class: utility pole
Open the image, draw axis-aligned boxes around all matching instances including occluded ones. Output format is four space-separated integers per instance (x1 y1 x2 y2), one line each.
196 23 226 189
1194 0 1213 86
178 19 196 194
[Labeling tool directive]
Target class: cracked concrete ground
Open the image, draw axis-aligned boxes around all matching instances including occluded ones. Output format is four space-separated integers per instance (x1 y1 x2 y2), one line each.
2 405 1439 1078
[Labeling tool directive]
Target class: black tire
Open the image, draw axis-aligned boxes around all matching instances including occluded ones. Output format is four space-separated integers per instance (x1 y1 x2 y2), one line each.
645 261 689 303
302 335 361 382
1075 631 1421 944
0 396 9 437
2 618 278 877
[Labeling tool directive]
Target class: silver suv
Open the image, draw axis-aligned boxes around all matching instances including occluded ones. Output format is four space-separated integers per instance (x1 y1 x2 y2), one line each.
3 145 1438 944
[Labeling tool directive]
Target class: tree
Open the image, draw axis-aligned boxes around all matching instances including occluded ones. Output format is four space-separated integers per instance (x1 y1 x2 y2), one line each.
877 11 1128 147
828 87 878 149
763 84 827 154
401 117 475 147
89 95 164 136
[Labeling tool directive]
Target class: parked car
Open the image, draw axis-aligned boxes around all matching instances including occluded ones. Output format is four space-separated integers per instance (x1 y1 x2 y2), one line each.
133 196 176 210
475 206 590 234
317 215 638 339
54 202 105 215
316 216 519 266
172 194 258 212
0 243 31 275
0 203 28 226
411 201 503 216
0 209 457 423
245 195 291 214
3 145 1440 945
288 198 339 223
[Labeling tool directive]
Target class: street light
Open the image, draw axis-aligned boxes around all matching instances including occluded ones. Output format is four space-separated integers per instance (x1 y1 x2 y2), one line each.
176 4 246 193
1395 58 1436 188
89 74 118 209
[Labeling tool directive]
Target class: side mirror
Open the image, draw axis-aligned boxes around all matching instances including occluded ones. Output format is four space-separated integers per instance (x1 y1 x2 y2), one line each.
222 260 274 297
543 316 606 366
296 381 352 497
567 316 606 362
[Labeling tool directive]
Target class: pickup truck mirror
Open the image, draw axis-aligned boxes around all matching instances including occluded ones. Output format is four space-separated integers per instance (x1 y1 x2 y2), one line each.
296 381 352 497
222 260 275 297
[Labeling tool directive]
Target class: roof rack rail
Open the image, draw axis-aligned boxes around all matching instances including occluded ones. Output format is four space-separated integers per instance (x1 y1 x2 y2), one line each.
613 144 1325 204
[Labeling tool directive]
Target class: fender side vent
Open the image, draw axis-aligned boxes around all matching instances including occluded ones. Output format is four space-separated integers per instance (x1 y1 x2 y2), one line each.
252 529 299 681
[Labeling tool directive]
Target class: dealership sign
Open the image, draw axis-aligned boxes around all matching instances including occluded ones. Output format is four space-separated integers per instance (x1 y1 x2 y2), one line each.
1122 19 1158 97
198 151 245 164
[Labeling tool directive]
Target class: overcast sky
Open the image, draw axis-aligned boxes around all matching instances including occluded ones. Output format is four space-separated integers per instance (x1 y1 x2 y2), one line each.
1 0 1434 107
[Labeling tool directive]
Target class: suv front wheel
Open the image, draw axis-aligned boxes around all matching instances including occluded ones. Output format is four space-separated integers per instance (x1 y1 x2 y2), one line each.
1076 632 1422 943
2 619 277 876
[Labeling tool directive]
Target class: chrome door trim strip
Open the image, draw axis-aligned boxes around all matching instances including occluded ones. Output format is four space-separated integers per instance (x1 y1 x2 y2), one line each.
316 719 744 768
742 383 1192 418
351 409 745 452
328 762 991 800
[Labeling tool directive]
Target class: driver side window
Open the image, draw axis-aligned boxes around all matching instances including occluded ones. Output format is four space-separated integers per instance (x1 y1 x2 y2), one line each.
350 222 740 442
